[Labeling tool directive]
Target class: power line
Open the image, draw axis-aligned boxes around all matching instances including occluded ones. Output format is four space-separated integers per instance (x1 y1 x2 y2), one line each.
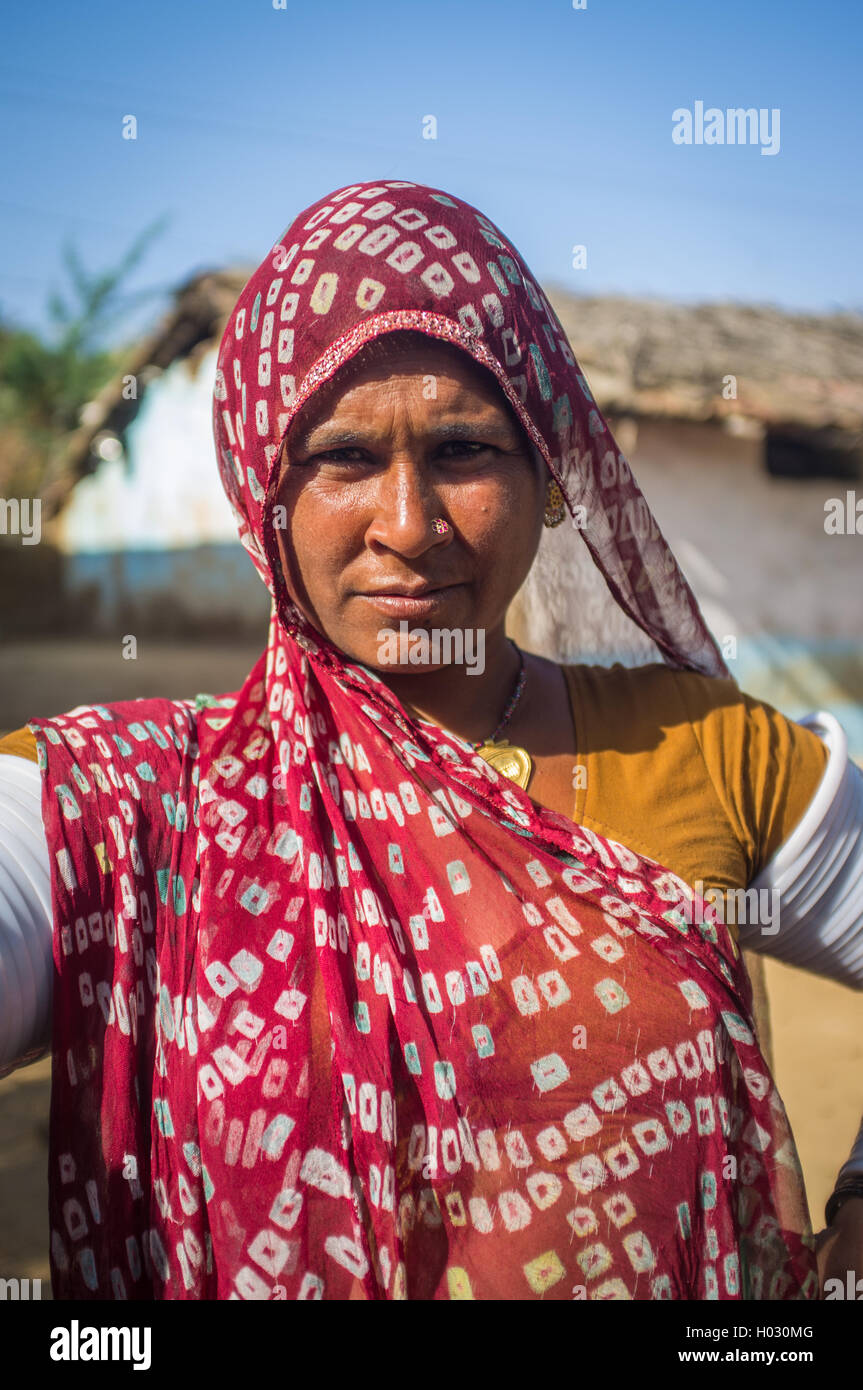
0 199 146 237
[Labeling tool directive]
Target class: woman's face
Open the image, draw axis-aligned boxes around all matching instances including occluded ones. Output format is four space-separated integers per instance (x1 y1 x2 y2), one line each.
272 332 546 673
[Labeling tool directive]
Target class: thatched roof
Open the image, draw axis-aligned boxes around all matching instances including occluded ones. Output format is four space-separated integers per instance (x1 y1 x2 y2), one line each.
547 290 863 436
46 270 863 521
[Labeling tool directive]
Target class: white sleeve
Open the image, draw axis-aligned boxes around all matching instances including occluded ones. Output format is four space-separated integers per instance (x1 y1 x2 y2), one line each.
740 711 863 986
739 711 863 1178
0 752 53 1078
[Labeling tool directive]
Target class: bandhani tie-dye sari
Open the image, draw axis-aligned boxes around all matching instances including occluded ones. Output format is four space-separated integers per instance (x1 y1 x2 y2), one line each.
29 179 818 1300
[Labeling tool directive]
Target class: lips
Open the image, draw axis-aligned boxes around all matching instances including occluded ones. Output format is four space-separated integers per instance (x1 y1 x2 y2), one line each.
355 582 468 616
358 581 465 598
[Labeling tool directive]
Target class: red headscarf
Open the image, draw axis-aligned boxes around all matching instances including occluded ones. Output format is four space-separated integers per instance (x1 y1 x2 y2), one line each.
29 179 816 1300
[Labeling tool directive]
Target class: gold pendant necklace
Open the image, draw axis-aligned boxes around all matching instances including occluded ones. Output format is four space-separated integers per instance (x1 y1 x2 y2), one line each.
408 643 533 789
473 737 533 789
471 644 533 789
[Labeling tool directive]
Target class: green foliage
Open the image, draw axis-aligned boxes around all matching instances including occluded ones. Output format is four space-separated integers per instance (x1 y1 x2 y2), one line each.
0 217 168 493
0 322 116 434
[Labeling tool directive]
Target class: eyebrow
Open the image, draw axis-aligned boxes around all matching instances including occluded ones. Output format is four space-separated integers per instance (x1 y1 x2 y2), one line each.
295 418 519 455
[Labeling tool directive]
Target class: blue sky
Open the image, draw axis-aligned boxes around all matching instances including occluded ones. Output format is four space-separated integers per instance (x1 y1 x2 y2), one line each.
1 0 860 345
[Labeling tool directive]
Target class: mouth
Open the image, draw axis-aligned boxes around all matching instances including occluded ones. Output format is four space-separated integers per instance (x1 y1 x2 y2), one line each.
355 582 468 616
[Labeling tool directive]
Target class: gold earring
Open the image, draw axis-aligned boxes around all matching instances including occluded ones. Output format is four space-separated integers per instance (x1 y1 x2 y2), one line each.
543 479 566 528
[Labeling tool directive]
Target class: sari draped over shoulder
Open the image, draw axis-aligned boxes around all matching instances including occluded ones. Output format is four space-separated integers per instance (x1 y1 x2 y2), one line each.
27 179 817 1300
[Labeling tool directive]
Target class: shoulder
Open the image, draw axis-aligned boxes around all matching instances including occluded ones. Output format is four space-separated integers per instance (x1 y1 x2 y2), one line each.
562 657 827 776
562 658 731 699
27 696 199 765
562 660 744 739
23 697 206 954
0 727 39 762
561 660 829 876
24 697 201 836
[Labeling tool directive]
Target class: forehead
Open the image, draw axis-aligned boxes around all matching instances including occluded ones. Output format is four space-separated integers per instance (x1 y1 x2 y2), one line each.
293 332 517 431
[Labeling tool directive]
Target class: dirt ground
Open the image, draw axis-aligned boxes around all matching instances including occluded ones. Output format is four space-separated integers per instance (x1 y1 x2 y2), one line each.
1 639 861 1291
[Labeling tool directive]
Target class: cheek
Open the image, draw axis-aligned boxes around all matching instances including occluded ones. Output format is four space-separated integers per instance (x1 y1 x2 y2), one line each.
285 487 364 582
451 473 542 561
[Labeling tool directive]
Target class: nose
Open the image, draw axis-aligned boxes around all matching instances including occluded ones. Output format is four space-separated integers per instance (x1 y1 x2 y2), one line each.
364 455 449 558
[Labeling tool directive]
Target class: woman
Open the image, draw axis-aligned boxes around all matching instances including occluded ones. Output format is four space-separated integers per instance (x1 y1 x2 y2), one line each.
0 178 861 1301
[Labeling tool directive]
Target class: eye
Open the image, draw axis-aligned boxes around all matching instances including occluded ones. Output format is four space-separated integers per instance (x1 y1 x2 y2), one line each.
322 447 368 460
303 442 495 465
438 440 491 458
302 447 371 465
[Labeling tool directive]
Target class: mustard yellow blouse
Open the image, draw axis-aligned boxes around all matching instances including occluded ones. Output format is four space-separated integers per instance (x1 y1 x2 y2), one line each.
563 663 827 927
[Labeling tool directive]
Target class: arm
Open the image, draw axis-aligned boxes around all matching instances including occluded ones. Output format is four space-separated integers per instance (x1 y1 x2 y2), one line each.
734 709 863 1275
675 675 863 1265
741 712 863 991
0 752 53 1078
737 712 863 1188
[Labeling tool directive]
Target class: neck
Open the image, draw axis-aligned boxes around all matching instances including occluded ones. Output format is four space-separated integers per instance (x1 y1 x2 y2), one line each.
372 626 522 746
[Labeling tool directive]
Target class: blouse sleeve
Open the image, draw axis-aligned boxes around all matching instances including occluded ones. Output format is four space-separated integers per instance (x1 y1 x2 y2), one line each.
674 672 863 985
674 673 830 884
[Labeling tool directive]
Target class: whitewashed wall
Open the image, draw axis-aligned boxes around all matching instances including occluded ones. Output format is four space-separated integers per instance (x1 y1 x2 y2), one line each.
57 347 234 553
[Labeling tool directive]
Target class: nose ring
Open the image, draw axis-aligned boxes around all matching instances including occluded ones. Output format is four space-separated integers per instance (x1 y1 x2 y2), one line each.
431 517 450 536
